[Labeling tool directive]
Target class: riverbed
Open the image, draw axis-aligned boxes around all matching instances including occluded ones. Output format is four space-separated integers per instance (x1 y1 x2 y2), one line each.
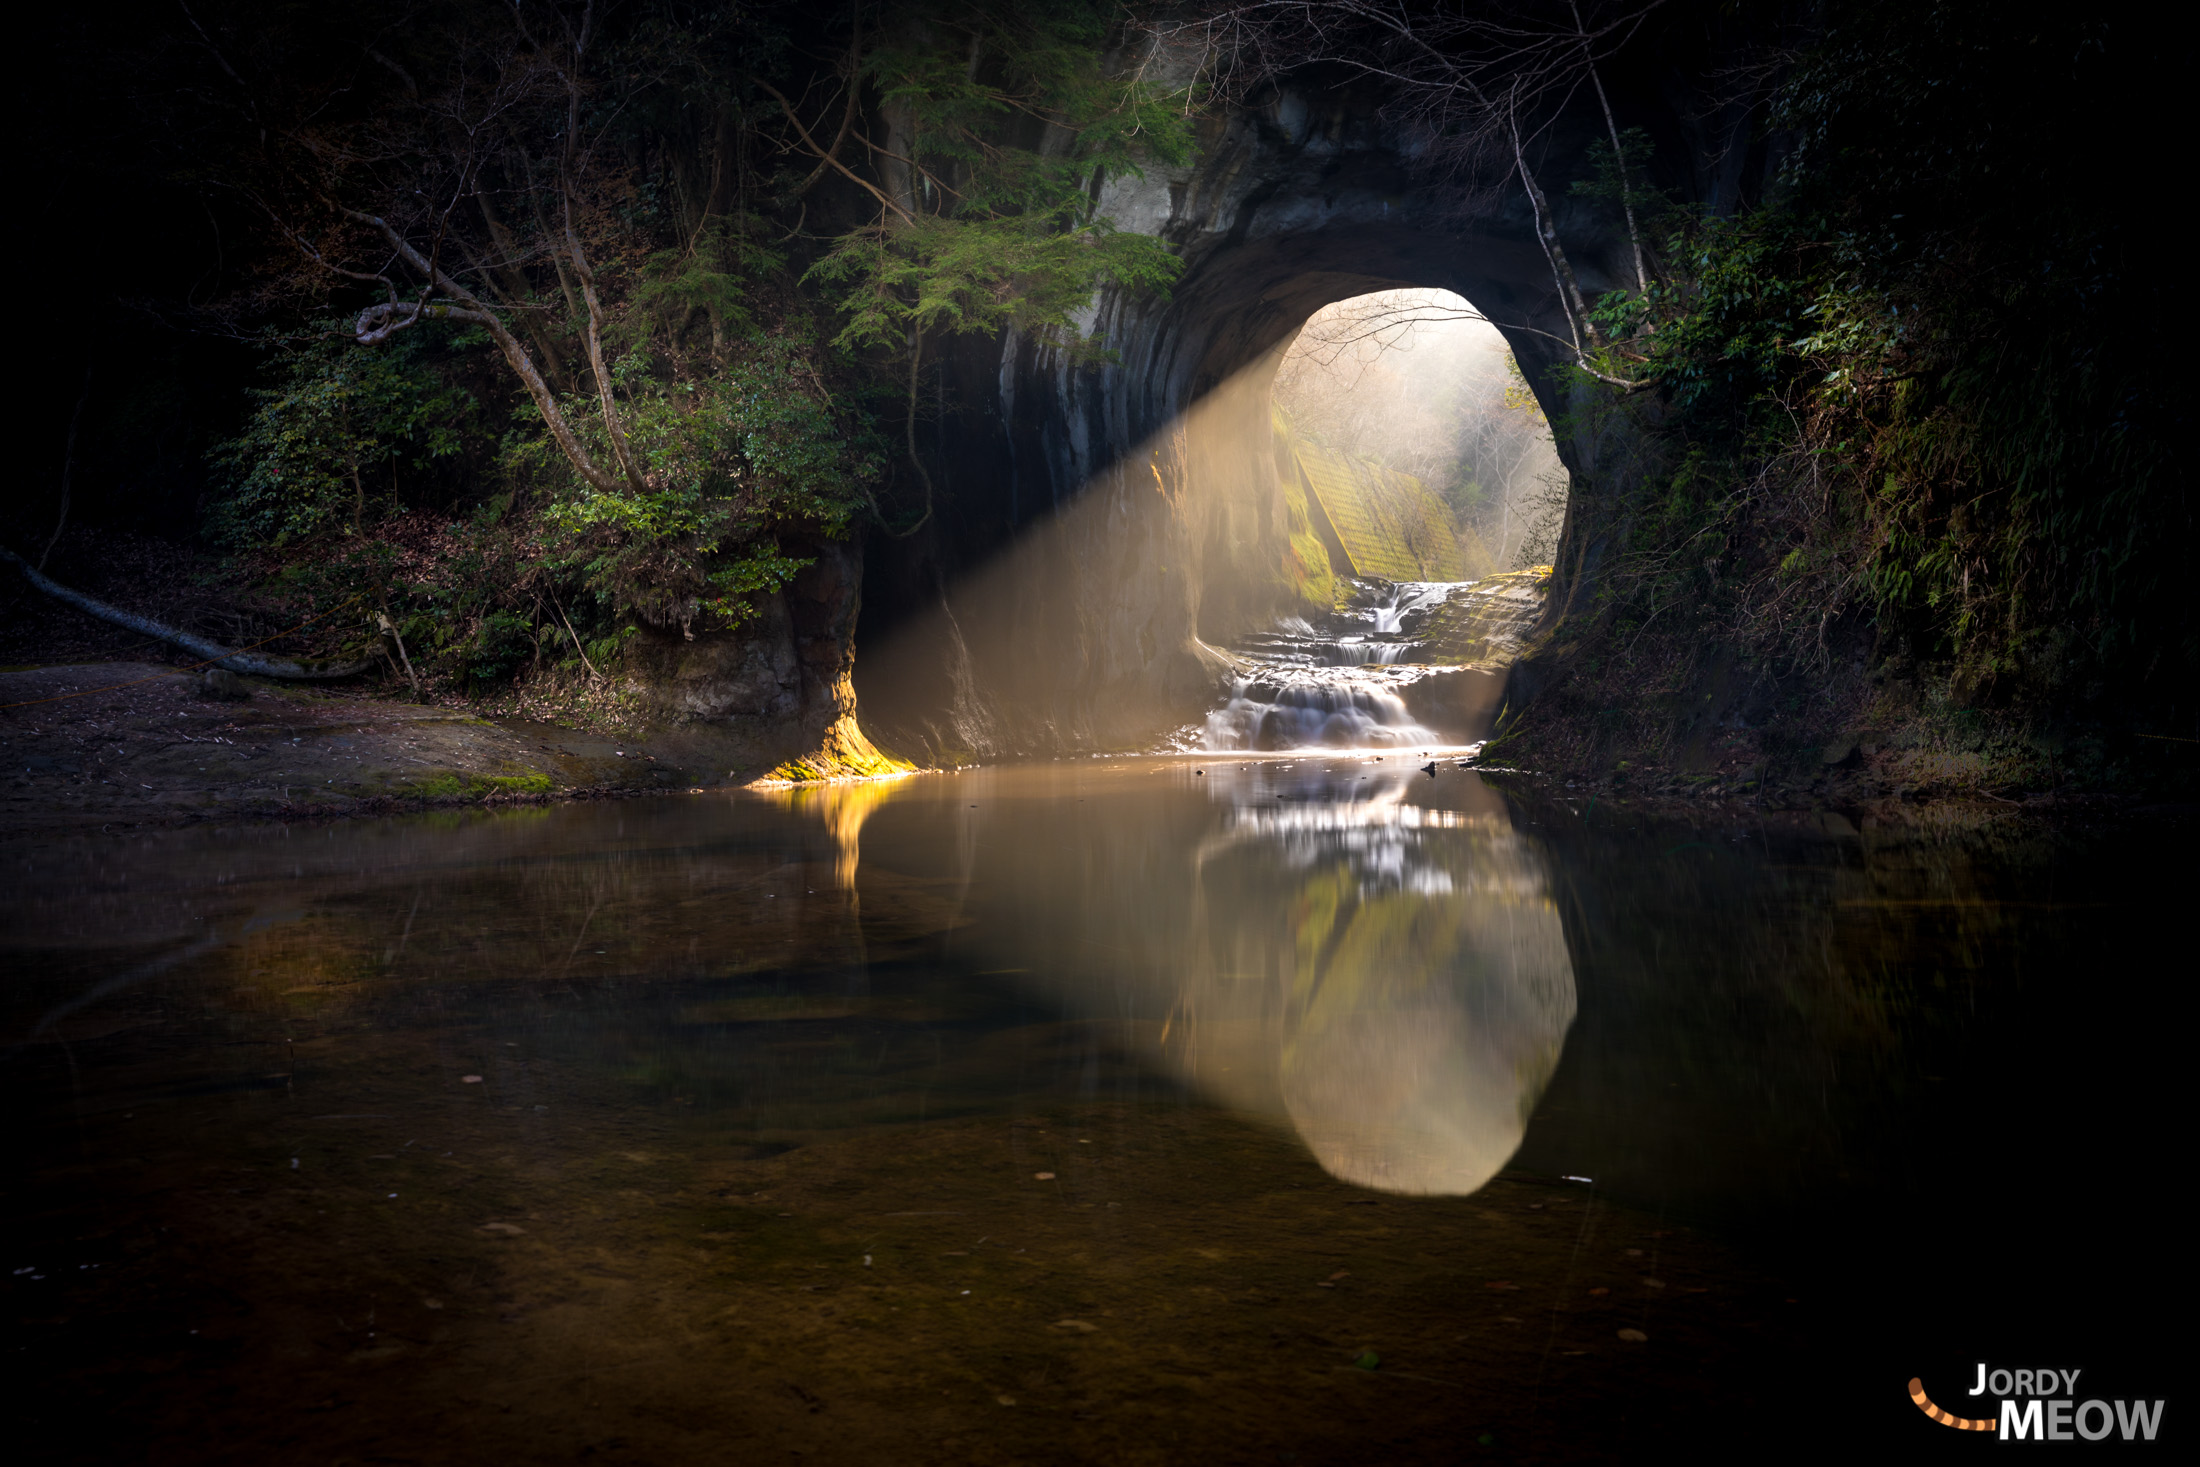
3 757 2181 1460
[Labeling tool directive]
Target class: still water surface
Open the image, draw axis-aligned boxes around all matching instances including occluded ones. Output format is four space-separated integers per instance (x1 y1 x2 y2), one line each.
3 760 2179 1461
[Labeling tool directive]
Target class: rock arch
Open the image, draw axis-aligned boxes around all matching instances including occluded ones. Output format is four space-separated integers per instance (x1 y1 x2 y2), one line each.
855 79 1639 760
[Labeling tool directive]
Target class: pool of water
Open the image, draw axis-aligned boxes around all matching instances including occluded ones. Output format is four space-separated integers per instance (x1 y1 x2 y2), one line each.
3 760 2182 1460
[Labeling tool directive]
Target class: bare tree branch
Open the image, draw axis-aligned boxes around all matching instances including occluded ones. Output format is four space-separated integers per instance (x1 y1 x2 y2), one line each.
1143 1 1664 389
751 74 914 225
343 207 626 493
1572 0 1648 294
791 11 866 200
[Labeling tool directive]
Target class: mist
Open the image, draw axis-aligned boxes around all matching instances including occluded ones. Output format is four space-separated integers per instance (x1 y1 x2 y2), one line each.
1273 289 1566 573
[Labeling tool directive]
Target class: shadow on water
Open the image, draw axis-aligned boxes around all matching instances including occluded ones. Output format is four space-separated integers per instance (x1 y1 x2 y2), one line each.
0 765 2184 1460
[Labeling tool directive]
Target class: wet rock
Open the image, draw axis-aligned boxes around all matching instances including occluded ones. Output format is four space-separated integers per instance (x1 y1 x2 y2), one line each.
198 668 250 702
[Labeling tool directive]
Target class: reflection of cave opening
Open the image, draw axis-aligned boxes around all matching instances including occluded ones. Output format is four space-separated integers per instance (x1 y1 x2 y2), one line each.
1273 288 1564 582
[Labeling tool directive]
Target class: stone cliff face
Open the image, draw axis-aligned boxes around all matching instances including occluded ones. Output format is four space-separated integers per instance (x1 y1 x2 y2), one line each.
855 76 1627 761
625 539 890 779
659 56 1759 769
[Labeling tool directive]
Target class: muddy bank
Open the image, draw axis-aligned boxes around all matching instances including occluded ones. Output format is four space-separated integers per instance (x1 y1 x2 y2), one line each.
0 663 711 838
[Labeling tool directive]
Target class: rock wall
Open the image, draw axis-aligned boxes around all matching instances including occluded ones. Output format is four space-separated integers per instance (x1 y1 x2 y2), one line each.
625 538 894 780
637 32 1775 769
855 72 1628 761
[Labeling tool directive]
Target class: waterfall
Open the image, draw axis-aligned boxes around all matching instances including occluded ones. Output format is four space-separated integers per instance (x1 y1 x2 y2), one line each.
1204 674 1438 750
1203 581 1445 750
1198 573 1549 752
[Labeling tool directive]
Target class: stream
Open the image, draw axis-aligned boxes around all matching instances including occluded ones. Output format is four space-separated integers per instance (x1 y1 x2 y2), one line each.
1201 575 1546 751
2 761 2180 1460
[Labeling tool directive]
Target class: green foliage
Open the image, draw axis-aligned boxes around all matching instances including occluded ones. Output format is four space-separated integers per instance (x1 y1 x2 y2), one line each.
467 609 534 688
703 543 816 625
179 0 1208 704
625 217 787 353
1568 127 1661 214
1444 478 1488 518
864 0 1188 187
411 771 555 800
1639 212 1835 424
802 0 1194 361
1574 0 2182 708
209 324 473 546
808 212 1181 358
537 336 881 630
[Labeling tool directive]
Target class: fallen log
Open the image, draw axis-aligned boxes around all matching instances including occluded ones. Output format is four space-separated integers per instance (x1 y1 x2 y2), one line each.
2 546 374 681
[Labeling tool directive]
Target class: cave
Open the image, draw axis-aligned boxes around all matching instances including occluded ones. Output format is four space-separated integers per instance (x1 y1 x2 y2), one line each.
853 79 1625 761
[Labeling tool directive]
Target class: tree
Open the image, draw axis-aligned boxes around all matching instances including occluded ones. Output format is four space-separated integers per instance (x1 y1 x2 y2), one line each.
209 324 473 546
766 0 1196 532
153 0 877 633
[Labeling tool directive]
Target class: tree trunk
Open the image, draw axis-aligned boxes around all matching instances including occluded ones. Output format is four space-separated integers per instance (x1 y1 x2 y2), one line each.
1512 120 1598 350
880 97 919 219
2 547 373 680
40 370 91 571
564 222 649 494
1575 1 1650 296
347 210 627 495
478 190 573 387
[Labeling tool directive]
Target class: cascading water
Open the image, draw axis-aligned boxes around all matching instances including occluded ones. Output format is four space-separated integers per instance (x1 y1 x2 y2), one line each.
1204 582 1449 750
1198 572 1551 752
1203 674 1437 750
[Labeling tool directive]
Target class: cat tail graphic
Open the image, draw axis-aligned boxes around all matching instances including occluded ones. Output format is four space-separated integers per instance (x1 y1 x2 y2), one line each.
1908 1378 1998 1431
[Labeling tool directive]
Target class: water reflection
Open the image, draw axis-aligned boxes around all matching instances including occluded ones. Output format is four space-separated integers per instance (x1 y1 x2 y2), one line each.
5 762 2178 1462
2 760 1572 1198
1192 767 1574 1195
876 760 1576 1195
757 775 911 891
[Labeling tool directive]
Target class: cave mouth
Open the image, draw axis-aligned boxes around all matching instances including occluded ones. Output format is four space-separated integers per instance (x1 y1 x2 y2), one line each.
852 266 1576 762
1268 288 1564 586
1188 289 1564 752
